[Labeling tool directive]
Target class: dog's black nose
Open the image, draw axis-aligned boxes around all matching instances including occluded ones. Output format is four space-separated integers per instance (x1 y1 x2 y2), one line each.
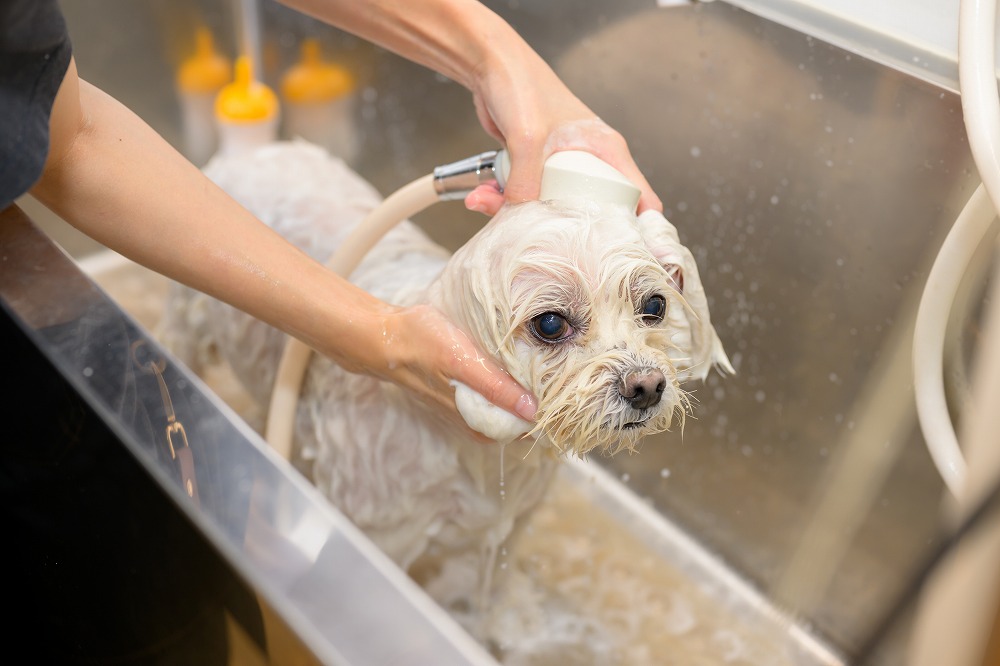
619 369 666 410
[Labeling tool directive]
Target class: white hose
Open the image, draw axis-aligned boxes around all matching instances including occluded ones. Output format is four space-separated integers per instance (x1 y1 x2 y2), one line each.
913 0 1000 497
960 0 1000 208
913 184 997 497
264 174 439 458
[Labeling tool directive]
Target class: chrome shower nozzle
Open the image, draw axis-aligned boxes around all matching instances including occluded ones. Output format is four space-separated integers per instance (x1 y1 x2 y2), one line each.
432 150 504 200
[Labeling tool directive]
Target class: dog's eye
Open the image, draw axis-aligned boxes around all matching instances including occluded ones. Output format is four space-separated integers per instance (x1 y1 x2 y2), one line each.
531 312 572 342
640 295 666 324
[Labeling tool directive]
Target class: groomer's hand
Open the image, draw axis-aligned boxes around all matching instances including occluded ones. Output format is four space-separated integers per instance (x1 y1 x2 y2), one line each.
463 51 662 216
275 0 656 217
369 304 537 440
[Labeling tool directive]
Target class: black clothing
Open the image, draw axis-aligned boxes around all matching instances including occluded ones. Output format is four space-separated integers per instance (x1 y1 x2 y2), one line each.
0 0 72 208
1 3 267 660
1 297 266 664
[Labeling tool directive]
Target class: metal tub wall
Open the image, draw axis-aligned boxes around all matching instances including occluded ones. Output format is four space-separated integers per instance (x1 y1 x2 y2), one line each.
50 0 980 660
0 206 500 665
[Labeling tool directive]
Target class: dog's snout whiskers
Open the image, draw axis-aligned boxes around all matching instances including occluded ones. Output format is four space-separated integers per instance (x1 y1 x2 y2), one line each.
618 368 666 410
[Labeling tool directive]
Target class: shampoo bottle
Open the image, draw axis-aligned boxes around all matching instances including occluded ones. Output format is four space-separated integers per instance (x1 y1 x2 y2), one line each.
214 55 280 158
175 27 231 166
280 39 357 161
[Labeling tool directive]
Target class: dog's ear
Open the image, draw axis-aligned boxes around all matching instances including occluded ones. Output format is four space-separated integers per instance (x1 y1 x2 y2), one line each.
636 210 735 379
636 210 687 295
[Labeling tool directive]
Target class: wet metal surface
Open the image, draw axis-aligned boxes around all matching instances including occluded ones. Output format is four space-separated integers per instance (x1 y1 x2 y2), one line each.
48 0 981 659
0 206 497 666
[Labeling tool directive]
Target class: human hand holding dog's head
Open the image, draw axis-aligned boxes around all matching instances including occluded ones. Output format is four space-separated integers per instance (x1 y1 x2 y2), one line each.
373 304 537 442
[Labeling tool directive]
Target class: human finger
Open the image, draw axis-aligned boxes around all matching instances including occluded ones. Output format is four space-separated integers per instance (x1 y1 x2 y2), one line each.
499 137 545 205
464 182 504 216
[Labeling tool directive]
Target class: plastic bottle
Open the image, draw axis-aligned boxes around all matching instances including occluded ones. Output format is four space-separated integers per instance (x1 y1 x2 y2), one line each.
214 55 280 157
175 27 232 166
280 38 357 161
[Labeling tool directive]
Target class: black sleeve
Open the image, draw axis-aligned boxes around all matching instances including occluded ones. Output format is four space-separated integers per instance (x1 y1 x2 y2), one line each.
0 0 73 209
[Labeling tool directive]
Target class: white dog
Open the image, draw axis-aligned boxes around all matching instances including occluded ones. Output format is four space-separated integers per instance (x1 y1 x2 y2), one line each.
161 140 731 626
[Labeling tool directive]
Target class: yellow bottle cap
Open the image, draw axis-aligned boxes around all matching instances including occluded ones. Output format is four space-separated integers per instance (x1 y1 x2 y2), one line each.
177 27 231 94
280 39 355 104
215 56 279 123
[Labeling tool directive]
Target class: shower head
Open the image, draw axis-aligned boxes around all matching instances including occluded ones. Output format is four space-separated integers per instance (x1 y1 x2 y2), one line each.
432 149 642 212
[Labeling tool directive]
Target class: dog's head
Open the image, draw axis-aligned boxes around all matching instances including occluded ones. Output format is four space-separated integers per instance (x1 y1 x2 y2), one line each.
434 201 732 456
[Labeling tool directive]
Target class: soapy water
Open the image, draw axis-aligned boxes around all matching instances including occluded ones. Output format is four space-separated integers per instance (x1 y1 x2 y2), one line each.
90 260 831 666
481 475 807 666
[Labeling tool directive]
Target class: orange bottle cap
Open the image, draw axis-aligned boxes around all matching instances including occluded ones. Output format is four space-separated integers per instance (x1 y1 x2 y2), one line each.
215 56 279 123
280 39 355 104
177 27 231 94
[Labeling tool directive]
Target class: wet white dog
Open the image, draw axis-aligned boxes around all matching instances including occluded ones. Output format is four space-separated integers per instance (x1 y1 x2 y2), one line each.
161 140 731 622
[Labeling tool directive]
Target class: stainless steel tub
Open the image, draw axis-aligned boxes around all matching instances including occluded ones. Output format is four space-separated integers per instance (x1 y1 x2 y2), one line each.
13 0 991 663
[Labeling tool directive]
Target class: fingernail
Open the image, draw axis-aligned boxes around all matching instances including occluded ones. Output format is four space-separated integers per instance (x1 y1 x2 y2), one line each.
515 393 537 421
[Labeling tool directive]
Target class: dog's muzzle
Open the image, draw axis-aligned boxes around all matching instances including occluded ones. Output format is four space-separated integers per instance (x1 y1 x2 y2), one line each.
618 368 666 410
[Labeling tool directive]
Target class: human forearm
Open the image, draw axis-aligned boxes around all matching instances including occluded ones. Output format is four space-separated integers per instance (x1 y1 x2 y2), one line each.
29 64 536 426
31 74 385 371
278 0 514 89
